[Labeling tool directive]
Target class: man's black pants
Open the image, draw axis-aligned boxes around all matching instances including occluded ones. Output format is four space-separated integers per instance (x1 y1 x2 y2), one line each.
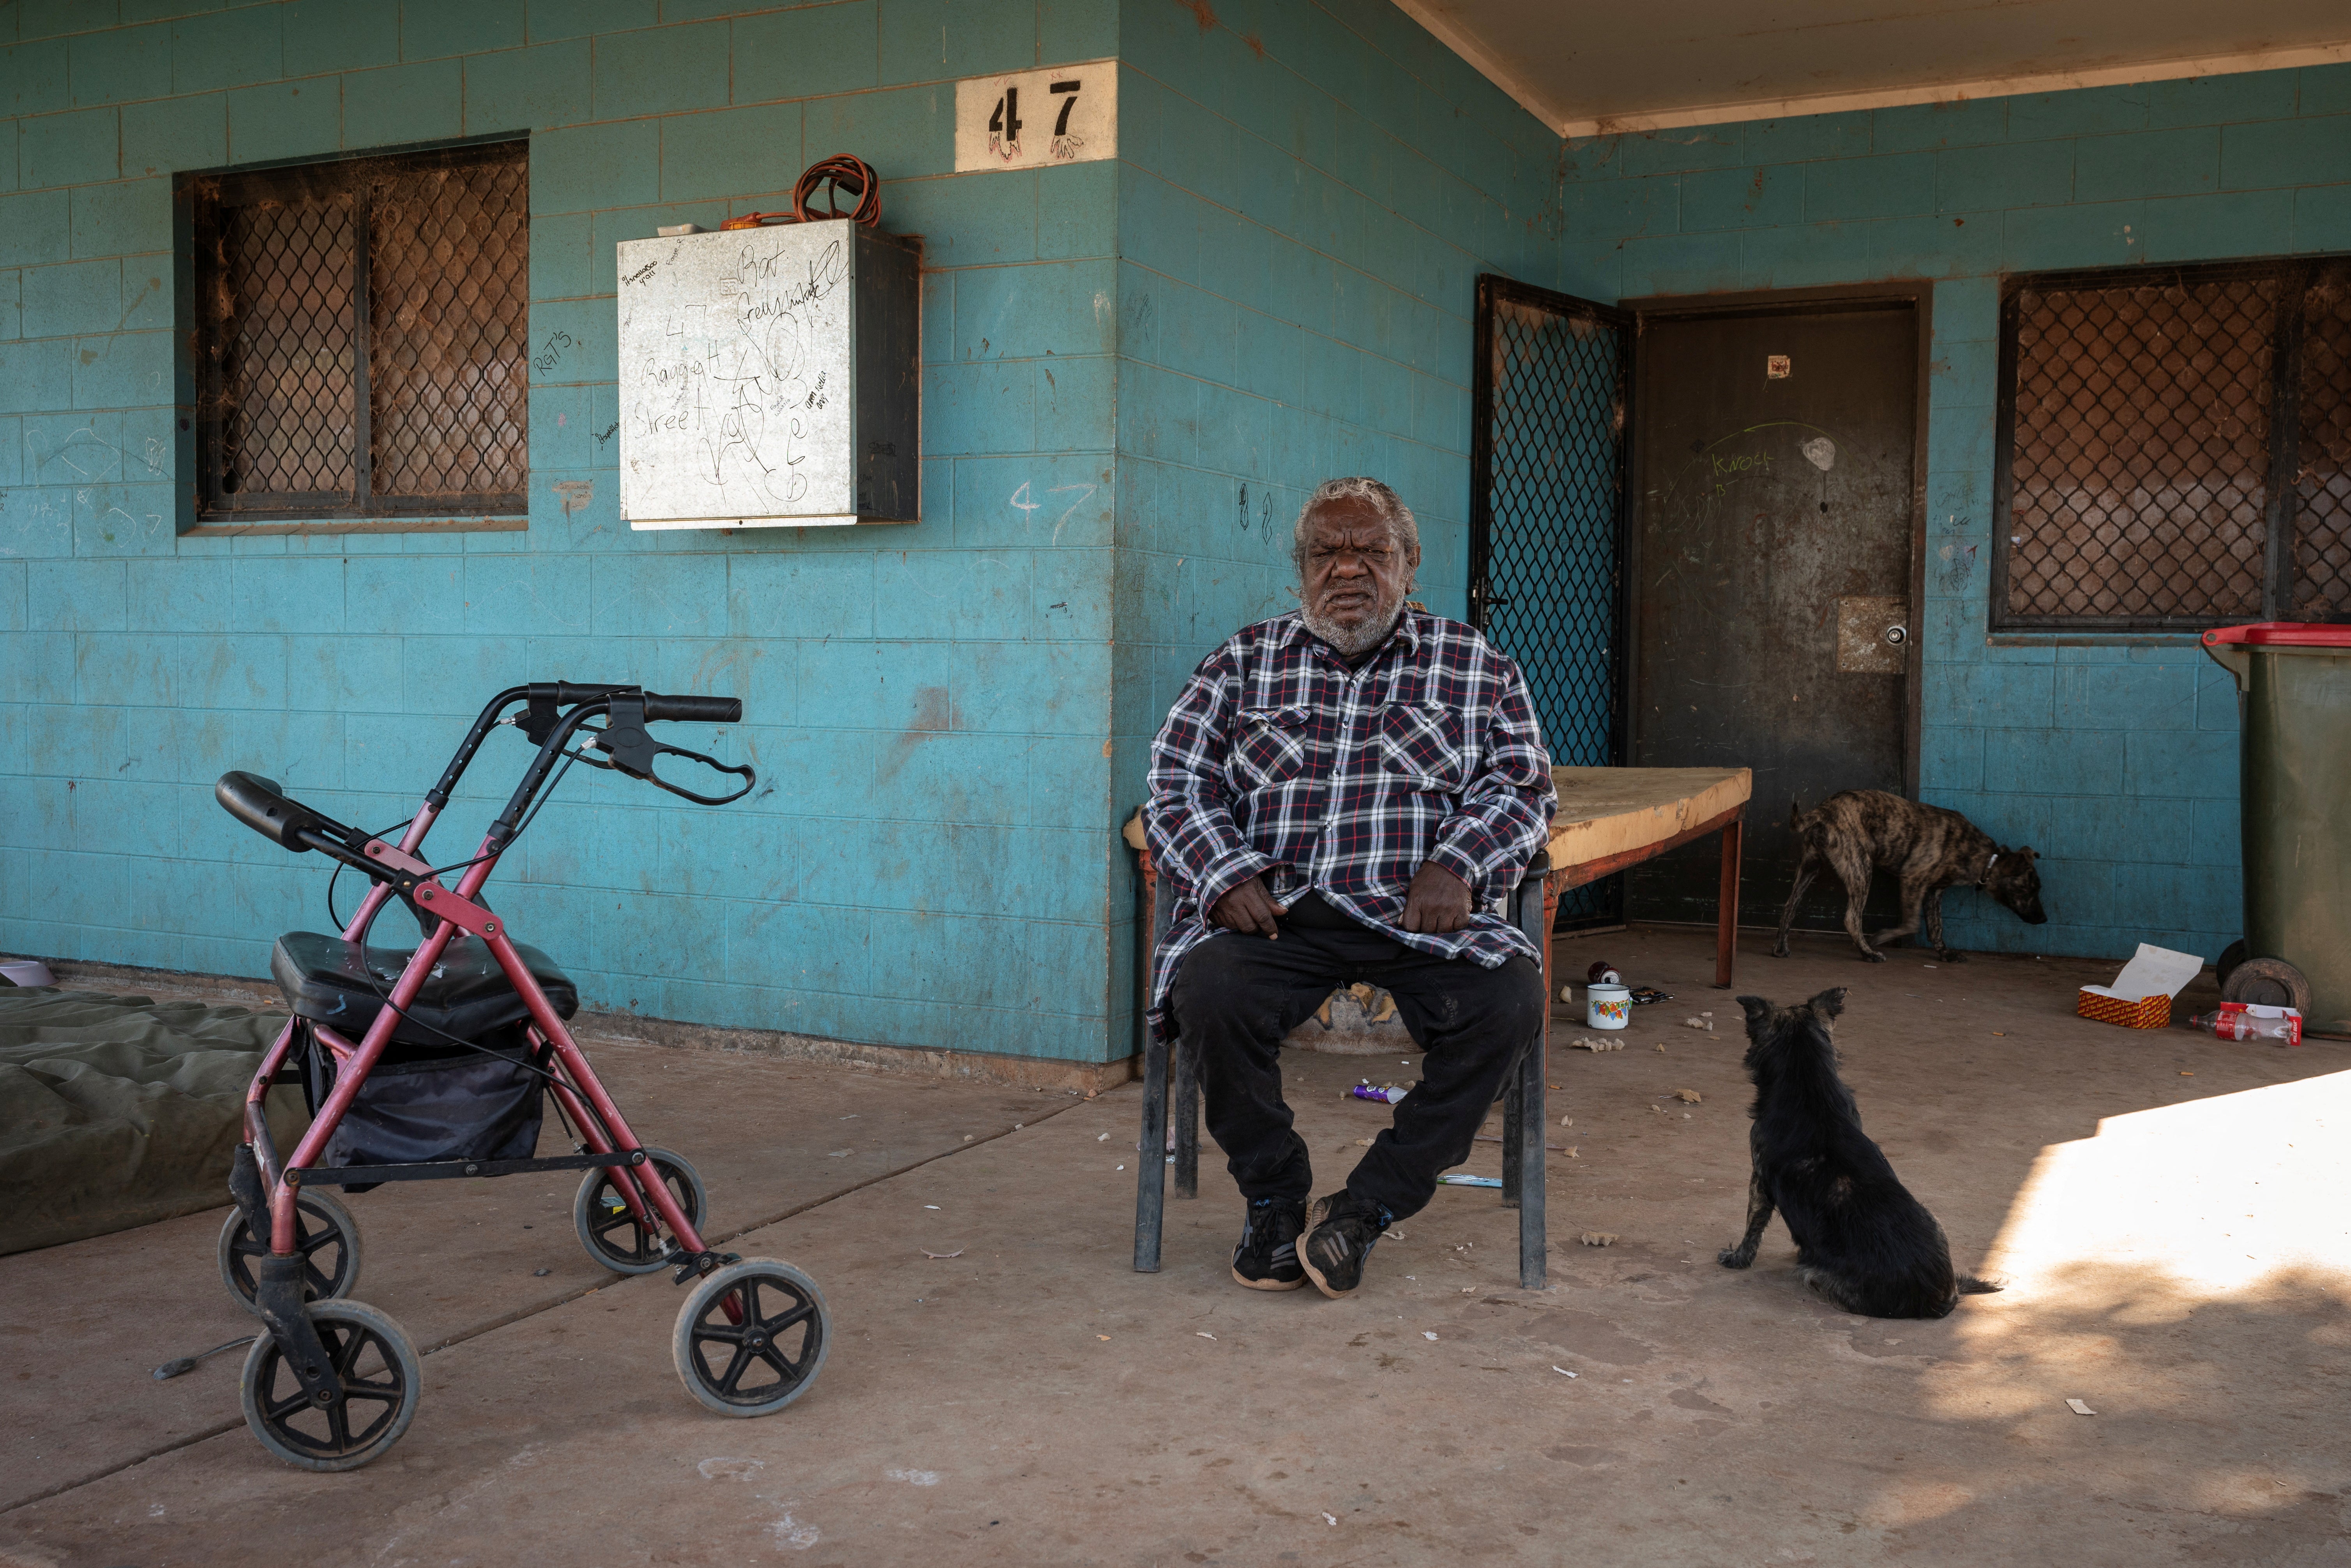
1166 919 1546 1222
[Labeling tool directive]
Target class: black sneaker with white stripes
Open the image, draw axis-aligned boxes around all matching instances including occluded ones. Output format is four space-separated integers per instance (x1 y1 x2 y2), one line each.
1299 1190 1392 1299
1230 1196 1307 1290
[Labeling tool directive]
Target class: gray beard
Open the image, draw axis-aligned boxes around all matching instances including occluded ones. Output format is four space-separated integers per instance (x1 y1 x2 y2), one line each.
1299 596 1404 658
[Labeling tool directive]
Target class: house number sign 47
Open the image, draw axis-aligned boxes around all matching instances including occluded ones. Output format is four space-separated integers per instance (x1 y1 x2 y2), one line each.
954 62 1118 172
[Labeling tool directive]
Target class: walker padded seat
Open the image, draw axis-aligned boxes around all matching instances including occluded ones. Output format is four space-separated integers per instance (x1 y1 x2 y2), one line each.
270 931 578 1048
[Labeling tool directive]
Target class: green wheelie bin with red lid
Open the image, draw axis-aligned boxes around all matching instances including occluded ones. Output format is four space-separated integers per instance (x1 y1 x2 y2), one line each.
2202 622 2351 1038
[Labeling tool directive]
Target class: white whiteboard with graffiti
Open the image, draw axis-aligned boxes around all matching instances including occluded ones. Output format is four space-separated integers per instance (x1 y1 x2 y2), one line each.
616 220 897 529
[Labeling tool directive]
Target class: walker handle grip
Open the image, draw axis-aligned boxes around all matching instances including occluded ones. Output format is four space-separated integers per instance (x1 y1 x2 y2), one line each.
640 692 741 724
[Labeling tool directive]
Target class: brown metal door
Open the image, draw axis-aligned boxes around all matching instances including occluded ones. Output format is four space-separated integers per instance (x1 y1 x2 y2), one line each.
1625 303 1919 931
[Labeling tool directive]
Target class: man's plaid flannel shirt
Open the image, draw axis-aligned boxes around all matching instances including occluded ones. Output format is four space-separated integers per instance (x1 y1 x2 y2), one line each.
1143 607 1556 1037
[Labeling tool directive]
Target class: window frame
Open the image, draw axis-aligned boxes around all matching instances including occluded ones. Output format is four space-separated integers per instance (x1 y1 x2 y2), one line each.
186 139 530 525
1988 255 2340 634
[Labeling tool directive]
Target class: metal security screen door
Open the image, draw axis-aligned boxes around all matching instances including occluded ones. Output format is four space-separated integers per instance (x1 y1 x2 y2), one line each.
1991 257 2351 630
1470 275 1633 929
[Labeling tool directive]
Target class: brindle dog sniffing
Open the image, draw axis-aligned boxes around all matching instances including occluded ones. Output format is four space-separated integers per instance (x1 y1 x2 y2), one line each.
1718 988 2001 1319
1773 790 2046 964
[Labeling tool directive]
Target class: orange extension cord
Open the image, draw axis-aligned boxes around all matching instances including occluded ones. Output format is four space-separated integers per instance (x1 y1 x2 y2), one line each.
719 154 883 231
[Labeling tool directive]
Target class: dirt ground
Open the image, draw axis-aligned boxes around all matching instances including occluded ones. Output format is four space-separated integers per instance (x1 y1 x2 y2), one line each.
4 925 2348 1567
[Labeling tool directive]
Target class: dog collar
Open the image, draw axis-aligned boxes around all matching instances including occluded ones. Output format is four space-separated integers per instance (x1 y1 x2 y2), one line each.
1976 852 1998 888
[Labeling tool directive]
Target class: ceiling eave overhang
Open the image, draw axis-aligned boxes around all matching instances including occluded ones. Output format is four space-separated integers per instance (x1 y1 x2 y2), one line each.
1387 4 2351 141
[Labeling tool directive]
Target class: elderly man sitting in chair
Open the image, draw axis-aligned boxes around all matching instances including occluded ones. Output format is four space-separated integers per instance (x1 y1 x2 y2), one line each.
1144 477 1555 1300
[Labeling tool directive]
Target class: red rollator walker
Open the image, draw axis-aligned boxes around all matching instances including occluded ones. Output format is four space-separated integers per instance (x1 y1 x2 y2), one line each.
214 682 828 1470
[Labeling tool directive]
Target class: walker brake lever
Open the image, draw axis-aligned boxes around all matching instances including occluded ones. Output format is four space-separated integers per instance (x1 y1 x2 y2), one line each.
597 694 756 806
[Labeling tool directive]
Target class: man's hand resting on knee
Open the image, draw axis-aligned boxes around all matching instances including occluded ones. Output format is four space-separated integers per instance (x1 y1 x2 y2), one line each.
1213 864 1471 938
1210 874 1287 938
1401 861 1471 934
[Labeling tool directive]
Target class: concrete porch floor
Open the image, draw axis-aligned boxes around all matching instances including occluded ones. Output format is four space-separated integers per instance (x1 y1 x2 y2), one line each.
4 925 2348 1566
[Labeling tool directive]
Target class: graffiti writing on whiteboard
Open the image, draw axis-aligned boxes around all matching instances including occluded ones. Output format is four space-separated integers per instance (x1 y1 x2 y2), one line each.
622 238 849 510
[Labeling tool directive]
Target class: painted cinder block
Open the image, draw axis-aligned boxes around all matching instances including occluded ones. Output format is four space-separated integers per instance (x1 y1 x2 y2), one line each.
2074 126 2221 201
2148 69 2302 131
2126 724 2236 800
806 82 953 182
67 24 172 110
286 634 404 710
1618 125 1741 179
0 191 72 268
880 0 1036 87
71 330 170 408
282 0 402 78
2111 859 2241 932
404 630 533 719
2052 661 2199 731
26 558 128 633
726 899 871 997
1984 725 2120 796
230 708 347 793
74 481 175 555
2219 113 2351 192
20 108 121 190
26 410 126 484
1620 229 1740 299
1936 140 2073 214
734 2 881 104
1873 97 2010 153
226 80 343 166
171 7 288 97
957 257 1120 362
2001 198 2146 272
1804 152 1937 221
465 39 591 135
949 452 1111 548
5 633 77 706
2293 183 2351 252
1676 165 1792 233
401 0 527 60
530 118 660 214
344 59 464 148
2139 188 2298 264
2041 791 2193 865
593 18 729 120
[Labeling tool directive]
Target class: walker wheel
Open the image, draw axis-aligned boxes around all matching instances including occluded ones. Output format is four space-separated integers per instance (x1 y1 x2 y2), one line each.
2222 955 2312 1014
672 1258 830 1418
219 1188 362 1313
239 1300 419 1471
574 1147 707 1274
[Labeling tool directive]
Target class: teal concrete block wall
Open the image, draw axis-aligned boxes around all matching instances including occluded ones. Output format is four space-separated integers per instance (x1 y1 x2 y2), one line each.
1555 67 2351 962
1103 0 1558 1020
0 0 1131 1062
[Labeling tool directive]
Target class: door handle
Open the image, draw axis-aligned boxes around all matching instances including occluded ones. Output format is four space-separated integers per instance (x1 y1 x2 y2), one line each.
1884 624 1907 645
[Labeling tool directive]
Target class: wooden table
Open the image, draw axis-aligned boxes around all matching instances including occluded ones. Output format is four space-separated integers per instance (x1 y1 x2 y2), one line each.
1547 766 1752 988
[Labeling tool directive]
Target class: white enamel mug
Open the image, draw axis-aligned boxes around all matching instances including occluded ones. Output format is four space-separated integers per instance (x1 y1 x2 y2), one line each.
1585 982 1631 1031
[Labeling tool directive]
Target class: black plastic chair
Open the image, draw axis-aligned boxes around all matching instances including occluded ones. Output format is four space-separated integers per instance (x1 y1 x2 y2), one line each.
1131 851 1553 1289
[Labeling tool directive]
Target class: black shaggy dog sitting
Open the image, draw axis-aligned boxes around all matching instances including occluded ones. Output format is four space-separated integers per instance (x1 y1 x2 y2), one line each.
1718 988 2001 1319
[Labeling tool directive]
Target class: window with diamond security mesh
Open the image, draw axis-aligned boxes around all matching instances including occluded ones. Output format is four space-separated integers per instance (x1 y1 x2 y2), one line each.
191 141 528 520
2296 271 2351 621
1992 258 2351 630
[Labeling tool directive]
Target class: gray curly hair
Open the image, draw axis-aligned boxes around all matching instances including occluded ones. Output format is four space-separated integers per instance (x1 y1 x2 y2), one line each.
1290 477 1419 580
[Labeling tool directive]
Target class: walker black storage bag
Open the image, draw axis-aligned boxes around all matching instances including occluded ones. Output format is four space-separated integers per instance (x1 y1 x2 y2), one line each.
307 1033 544 1187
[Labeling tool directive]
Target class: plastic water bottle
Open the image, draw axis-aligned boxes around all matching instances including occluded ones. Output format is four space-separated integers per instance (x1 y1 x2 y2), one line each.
2187 1009 2300 1043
